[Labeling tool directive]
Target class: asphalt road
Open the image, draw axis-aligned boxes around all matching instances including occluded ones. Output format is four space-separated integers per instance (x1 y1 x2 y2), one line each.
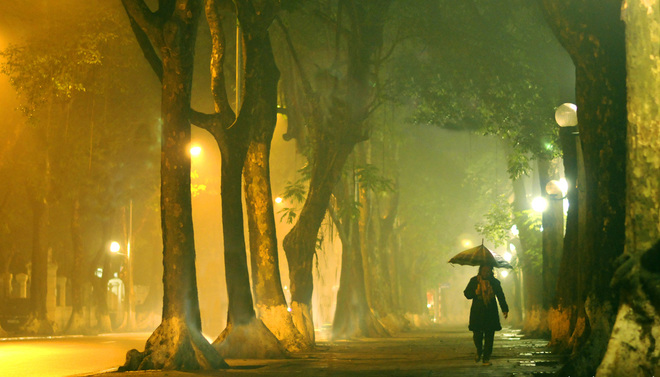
0 332 150 377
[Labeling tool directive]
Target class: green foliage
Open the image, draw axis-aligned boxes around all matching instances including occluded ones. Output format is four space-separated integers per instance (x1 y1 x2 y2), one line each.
0 11 127 118
356 163 395 194
386 0 567 180
475 194 514 248
190 170 207 197
277 174 308 224
281 177 308 204
0 2 161 277
516 209 543 270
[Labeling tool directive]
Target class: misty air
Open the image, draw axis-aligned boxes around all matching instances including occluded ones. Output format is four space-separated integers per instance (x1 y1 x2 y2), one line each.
0 1 658 377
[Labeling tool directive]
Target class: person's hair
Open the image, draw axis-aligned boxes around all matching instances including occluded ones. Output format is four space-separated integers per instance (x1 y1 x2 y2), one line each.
478 265 493 274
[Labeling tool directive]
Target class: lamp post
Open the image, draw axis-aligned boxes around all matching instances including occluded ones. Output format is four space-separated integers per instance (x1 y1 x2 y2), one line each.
555 103 585 307
109 201 135 330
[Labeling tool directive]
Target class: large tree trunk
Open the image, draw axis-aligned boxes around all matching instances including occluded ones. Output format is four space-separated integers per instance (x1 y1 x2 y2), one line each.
373 181 405 331
242 29 310 352
120 0 226 371
330 168 388 340
549 125 582 353
197 0 285 360
537 157 563 312
332 225 386 339
283 140 353 344
597 2 660 375
21 196 54 335
66 197 87 334
511 177 545 335
281 0 392 345
94 253 112 332
540 2 627 376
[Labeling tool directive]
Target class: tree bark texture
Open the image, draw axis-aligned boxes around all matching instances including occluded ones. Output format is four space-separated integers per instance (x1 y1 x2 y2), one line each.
121 0 226 370
331 203 387 340
540 2 627 375
66 197 86 334
282 0 392 345
190 0 286 359
537 157 563 312
511 177 545 335
549 125 581 353
597 2 660 375
242 27 310 352
22 197 54 335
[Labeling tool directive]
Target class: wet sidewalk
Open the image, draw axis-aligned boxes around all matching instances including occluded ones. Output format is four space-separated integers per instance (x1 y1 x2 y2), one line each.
80 325 562 377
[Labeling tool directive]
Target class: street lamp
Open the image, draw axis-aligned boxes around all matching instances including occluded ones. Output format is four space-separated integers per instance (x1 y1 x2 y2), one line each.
110 241 121 254
531 196 549 213
555 103 578 128
190 145 202 157
108 204 135 330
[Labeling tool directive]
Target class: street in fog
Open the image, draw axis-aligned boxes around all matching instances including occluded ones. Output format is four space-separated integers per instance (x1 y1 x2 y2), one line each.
0 333 149 377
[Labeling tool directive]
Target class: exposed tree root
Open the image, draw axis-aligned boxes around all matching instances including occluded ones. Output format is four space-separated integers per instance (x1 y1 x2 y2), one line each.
120 317 227 371
559 296 616 377
96 313 112 333
333 309 389 340
404 313 432 329
596 248 660 376
379 313 410 334
65 312 93 335
213 317 287 359
19 315 54 336
290 301 315 345
522 307 550 338
258 304 313 352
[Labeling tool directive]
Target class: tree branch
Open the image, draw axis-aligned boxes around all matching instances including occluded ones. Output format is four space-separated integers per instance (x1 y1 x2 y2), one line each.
124 9 163 82
274 15 315 100
206 0 235 117
121 0 163 44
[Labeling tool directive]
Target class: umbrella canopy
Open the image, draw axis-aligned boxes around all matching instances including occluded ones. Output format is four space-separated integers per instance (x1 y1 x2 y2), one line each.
448 243 513 269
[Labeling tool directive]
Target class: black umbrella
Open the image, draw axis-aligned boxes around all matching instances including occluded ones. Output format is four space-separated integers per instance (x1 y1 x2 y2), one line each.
448 242 513 269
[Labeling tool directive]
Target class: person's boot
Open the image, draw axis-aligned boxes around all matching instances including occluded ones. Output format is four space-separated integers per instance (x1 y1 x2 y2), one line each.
475 353 481 362
482 358 491 366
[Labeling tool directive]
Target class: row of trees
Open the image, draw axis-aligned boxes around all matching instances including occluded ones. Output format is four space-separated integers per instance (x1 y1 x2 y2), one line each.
0 0 162 336
2 0 658 375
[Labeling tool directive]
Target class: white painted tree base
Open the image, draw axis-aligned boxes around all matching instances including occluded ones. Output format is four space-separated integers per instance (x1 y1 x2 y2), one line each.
213 317 287 359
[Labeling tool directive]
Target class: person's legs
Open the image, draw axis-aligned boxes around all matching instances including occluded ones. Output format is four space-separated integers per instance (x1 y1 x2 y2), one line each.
482 330 495 363
472 331 484 361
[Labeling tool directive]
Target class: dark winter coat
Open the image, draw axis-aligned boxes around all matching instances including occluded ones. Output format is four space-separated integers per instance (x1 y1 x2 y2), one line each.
464 275 509 332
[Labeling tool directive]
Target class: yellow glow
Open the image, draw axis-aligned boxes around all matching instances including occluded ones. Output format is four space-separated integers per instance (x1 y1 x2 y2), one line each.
461 239 472 248
500 270 509 278
110 242 120 253
275 197 283 204
532 196 548 212
190 145 202 157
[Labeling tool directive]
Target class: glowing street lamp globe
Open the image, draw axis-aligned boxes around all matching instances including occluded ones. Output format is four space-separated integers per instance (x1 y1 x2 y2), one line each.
190 145 202 157
555 103 578 127
110 241 121 253
532 196 549 213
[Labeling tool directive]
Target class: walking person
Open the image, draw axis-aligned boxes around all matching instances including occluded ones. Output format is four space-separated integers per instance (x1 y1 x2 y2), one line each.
464 265 509 366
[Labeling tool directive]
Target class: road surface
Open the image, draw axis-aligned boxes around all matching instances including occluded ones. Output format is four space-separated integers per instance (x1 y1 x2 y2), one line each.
0 332 149 377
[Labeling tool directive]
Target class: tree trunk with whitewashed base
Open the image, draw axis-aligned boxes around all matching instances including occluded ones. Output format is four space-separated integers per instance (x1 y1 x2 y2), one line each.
597 2 660 375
